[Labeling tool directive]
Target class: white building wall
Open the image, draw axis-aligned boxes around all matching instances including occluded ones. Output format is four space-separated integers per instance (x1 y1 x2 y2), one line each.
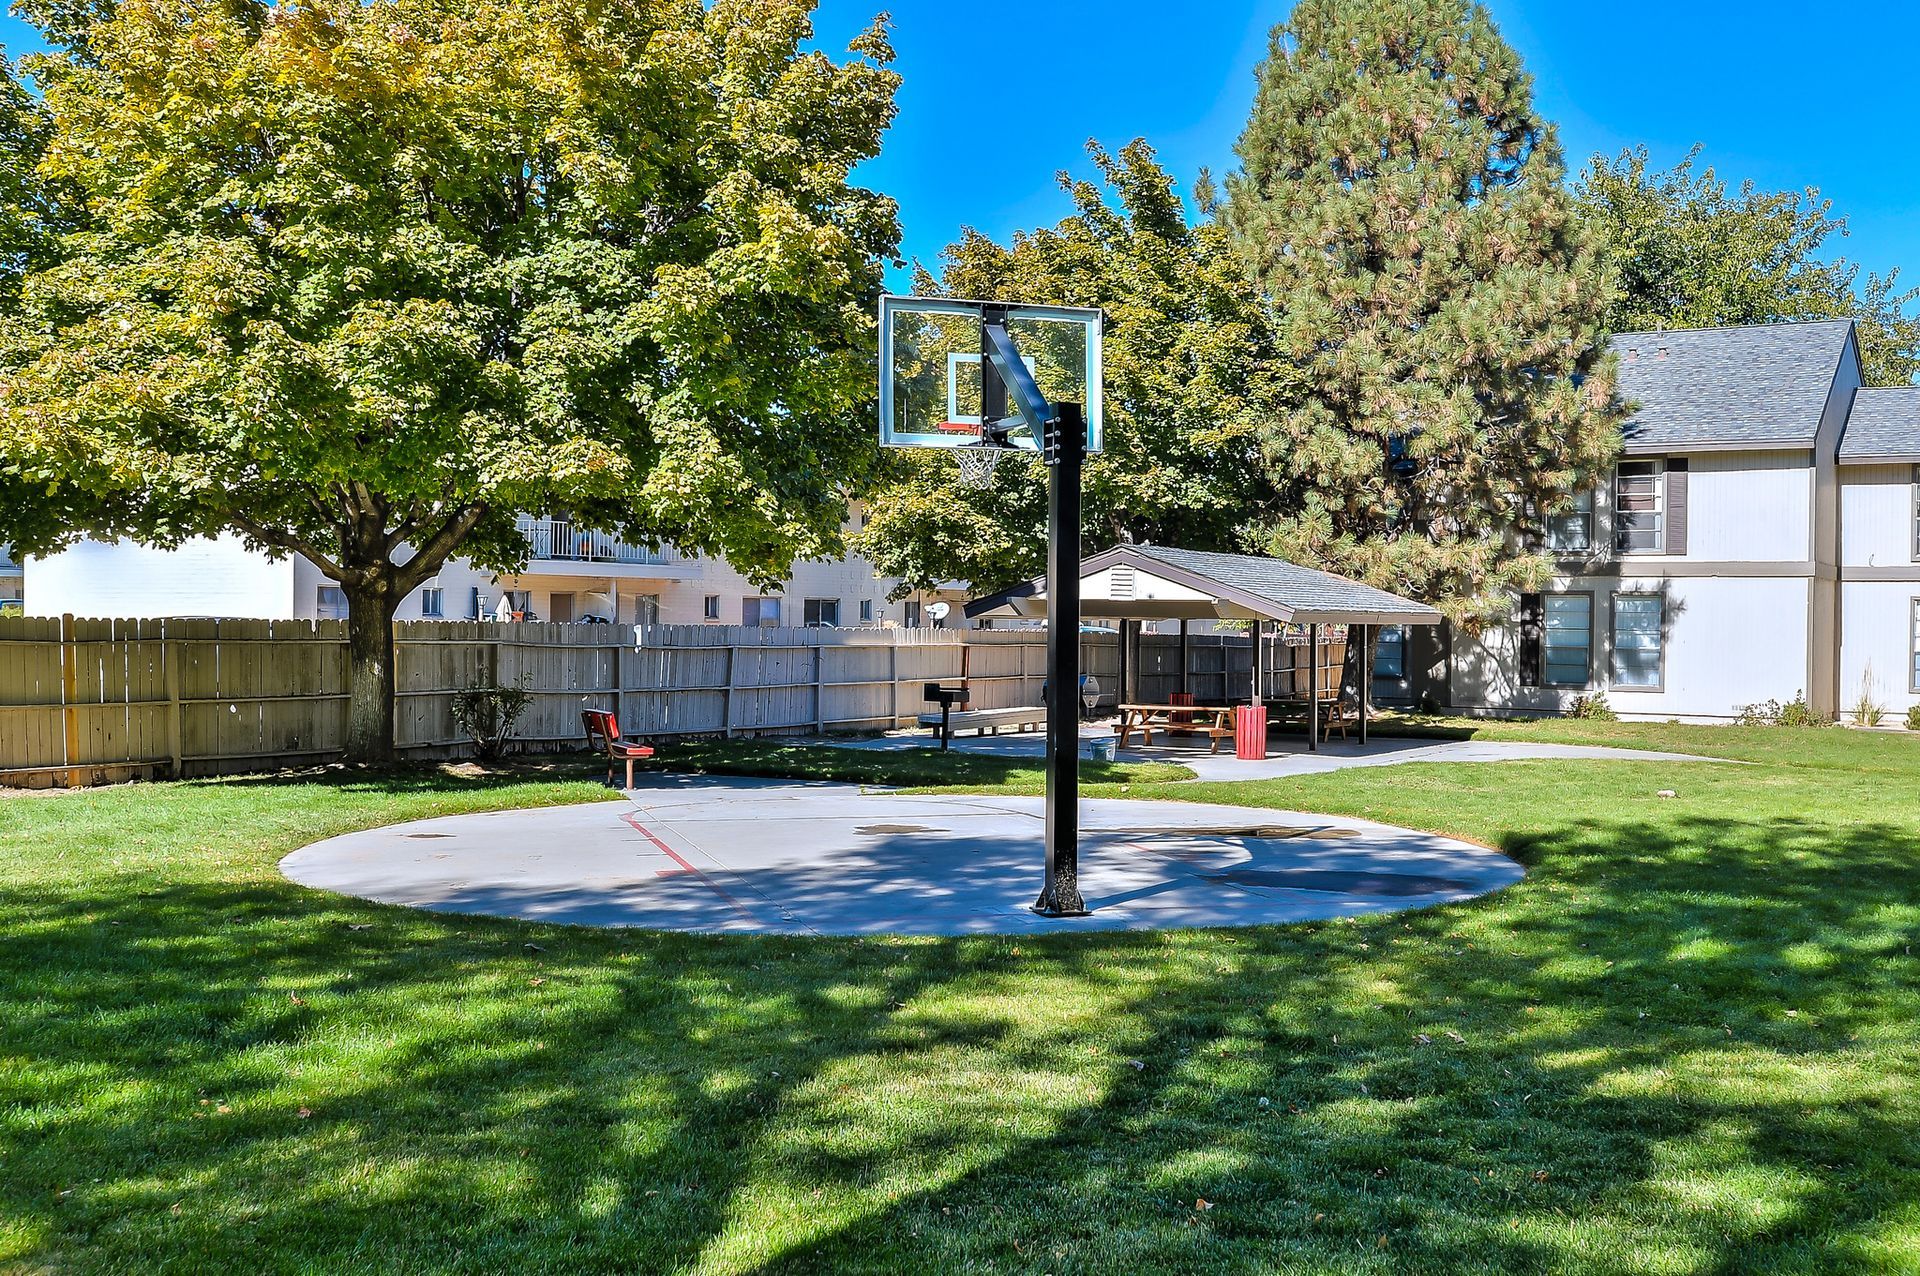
1839 464 1916 567
1839 582 1920 718
28 534 297 619
1451 574 1813 721
1610 449 1813 565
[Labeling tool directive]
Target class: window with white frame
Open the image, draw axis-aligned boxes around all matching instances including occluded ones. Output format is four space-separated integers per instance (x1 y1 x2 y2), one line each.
1374 625 1407 678
316 586 348 619
1610 593 1665 688
1542 594 1592 686
1547 489 1594 553
419 584 444 618
1614 461 1664 553
743 597 781 627
859 599 873 623
903 600 923 627
634 594 661 626
803 598 840 627
1911 598 1920 693
703 594 720 621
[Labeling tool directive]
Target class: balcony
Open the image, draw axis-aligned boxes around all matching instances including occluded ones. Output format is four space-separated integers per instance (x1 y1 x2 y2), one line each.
515 518 691 576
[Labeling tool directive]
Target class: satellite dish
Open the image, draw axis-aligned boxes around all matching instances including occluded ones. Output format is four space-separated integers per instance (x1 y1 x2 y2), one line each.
926 601 951 621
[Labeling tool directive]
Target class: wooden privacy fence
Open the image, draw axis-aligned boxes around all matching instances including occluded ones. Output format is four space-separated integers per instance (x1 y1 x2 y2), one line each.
0 615 1340 787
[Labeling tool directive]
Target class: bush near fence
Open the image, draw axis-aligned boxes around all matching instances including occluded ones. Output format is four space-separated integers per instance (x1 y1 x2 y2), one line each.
0 615 1327 787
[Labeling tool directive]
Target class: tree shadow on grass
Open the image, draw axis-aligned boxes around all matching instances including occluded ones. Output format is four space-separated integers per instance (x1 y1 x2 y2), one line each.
3 807 1919 1273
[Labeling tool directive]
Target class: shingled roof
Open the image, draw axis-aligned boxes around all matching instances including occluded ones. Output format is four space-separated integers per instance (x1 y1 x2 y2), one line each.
965 544 1442 626
1838 387 1920 462
1612 319 1855 452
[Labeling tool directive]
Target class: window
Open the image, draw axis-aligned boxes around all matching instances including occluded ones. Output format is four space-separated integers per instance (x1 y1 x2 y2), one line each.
1547 490 1594 553
420 585 444 618
859 599 873 623
1611 593 1665 689
1374 625 1407 678
904 600 923 628
703 594 721 621
1911 467 1920 561
316 586 348 619
634 594 661 626
1614 461 1664 553
743 597 781 627
803 598 840 627
1542 594 1592 687
1911 599 1920 693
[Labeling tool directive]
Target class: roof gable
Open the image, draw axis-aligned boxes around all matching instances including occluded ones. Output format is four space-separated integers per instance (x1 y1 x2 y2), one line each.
1612 320 1854 451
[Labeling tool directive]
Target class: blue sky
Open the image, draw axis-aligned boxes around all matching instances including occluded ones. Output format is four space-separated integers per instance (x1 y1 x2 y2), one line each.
6 1 1917 297
806 0 1920 294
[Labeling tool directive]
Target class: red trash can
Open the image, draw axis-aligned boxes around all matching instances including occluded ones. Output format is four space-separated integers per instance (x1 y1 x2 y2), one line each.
1234 705 1268 760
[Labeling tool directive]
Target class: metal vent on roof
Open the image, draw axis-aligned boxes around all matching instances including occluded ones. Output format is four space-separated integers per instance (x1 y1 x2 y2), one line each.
1111 564 1135 599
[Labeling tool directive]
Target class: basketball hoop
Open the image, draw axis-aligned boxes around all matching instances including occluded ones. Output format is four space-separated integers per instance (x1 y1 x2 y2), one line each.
953 441 1006 489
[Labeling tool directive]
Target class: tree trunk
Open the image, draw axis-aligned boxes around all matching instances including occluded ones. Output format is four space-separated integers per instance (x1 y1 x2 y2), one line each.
343 578 399 763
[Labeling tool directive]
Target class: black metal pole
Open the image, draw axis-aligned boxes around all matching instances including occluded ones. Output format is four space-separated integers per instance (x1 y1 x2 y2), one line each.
1034 401 1088 917
1308 621 1320 752
1358 623 1370 745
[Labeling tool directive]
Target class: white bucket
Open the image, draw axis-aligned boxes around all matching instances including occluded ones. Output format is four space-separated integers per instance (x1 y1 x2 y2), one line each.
1087 738 1117 762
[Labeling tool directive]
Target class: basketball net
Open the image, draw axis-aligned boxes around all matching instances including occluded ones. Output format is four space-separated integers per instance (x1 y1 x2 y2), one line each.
953 441 1005 489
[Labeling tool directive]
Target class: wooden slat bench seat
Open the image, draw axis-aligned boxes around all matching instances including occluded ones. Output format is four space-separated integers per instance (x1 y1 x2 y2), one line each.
914 705 1047 746
582 709 655 789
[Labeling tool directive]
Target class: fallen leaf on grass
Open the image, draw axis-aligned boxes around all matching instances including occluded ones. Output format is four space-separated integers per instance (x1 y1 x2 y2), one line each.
529 977 546 987
1195 1198 1213 1211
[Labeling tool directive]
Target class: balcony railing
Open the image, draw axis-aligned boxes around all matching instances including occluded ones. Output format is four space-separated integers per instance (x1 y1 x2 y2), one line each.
518 518 679 567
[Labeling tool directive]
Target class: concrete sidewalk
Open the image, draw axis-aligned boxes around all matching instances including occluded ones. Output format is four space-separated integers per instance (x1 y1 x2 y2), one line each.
822 725 1722 782
281 773 1525 936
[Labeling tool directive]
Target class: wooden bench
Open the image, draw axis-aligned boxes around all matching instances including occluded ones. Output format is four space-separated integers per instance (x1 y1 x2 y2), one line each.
581 709 654 789
1116 703 1236 752
914 705 1047 746
1265 692 1352 741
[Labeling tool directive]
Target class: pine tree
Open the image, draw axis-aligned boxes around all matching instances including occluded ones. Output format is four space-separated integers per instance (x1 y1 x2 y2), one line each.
1225 0 1624 625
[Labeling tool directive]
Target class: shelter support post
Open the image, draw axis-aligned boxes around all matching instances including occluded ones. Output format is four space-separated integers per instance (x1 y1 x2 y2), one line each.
1179 619 1190 696
1358 623 1370 745
1308 622 1319 752
1034 401 1088 918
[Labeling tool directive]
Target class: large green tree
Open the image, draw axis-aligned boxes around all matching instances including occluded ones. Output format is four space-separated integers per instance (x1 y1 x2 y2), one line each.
0 0 899 759
1579 146 1920 387
1224 0 1624 625
857 141 1293 595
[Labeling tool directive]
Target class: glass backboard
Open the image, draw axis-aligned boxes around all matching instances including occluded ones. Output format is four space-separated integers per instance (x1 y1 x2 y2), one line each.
878 295 1103 453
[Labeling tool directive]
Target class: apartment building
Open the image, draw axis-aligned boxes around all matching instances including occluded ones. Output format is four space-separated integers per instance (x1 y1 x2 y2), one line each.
1377 318 1913 721
22 514 971 631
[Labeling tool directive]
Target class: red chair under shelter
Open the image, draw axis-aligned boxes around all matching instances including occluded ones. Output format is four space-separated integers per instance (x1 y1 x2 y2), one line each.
581 709 654 789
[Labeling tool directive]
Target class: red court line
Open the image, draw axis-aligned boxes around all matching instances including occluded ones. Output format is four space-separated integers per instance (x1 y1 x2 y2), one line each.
620 811 756 920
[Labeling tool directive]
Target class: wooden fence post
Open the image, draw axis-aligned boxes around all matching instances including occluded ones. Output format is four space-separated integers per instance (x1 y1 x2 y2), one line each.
813 634 826 733
164 625 183 778
59 613 80 789
722 643 737 738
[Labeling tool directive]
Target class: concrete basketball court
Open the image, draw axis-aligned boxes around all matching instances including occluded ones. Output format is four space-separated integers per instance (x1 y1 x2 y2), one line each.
282 774 1525 936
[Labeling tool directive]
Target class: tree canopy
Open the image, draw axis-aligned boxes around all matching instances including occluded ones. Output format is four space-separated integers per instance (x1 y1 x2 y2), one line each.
0 0 900 756
856 141 1292 595
1223 0 1624 626
1578 146 1920 387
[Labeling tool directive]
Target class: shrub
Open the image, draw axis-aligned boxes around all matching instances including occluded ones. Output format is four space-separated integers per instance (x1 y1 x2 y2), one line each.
1733 691 1831 728
1852 664 1887 727
1568 693 1617 721
450 675 535 760
1907 704 1920 732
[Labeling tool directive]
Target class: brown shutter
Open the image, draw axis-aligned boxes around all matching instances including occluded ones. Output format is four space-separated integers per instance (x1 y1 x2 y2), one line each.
1518 593 1543 688
1665 459 1689 555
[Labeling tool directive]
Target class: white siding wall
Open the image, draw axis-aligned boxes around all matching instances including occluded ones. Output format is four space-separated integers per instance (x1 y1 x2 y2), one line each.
1839 464 1916 567
1675 450 1813 563
1451 574 1812 721
1839 582 1920 717
28 535 297 619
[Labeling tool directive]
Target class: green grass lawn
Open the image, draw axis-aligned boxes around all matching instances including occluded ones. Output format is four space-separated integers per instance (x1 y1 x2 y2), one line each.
3 726 1919 1273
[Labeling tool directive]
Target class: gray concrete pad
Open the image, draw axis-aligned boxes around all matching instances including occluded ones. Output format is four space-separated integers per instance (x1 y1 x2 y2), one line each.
280 774 1523 936
822 725 1723 781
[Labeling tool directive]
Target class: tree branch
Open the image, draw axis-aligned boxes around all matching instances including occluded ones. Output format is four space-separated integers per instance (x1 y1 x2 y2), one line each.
231 511 350 584
393 504 489 594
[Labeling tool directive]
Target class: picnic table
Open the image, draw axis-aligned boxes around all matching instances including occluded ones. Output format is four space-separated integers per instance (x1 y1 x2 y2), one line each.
1115 702 1237 752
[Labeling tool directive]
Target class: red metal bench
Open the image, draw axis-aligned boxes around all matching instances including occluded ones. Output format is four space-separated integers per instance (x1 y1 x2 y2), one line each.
581 709 654 789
